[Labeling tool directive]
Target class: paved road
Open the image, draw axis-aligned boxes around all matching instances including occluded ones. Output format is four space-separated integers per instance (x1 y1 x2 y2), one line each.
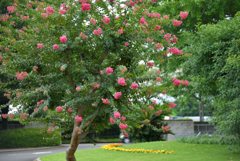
0 143 110 161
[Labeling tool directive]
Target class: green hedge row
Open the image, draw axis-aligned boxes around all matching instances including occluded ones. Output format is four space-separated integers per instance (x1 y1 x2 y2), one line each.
0 127 61 148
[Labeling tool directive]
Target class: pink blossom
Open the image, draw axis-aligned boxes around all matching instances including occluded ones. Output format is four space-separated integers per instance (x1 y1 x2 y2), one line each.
60 3 66 8
155 25 161 30
80 32 87 39
155 43 163 50
100 70 104 75
114 92 122 99
81 3 91 11
115 16 120 20
101 16 110 24
119 123 128 130
168 47 181 55
148 105 154 110
76 86 81 91
168 102 177 108
131 83 139 89
59 9 67 15
171 35 178 43
156 70 161 74
102 98 110 104
53 44 59 50
46 7 54 14
68 107 72 112
56 106 63 112
147 62 154 68
21 113 28 119
106 67 113 74
164 33 171 41
118 28 123 34
118 78 127 86
179 11 188 20
140 16 147 25
43 137 45 140
162 91 166 95
0 55 2 61
172 19 182 26
114 111 121 118
90 18 96 25
121 116 126 121
16 72 28 80
156 77 161 82
2 15 9 21
162 126 169 133
94 28 102 35
34 108 38 113
60 35 67 43
163 15 169 19
47 128 51 133
27 3 32 8
16 92 22 98
129 1 135 6
151 0 156 2
5 47 9 50
7 6 17 13
33 66 38 71
121 67 127 73
110 117 115 124
92 84 100 89
143 119 150 123
173 78 181 85
183 80 189 86
75 115 82 122
37 43 44 49
2 114 8 119
125 42 129 46
43 106 48 111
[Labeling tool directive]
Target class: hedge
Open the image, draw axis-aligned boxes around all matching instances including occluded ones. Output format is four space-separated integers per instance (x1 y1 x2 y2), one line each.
0 127 61 148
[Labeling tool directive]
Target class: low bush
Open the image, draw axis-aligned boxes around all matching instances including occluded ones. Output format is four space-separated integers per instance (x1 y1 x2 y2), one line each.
0 127 61 148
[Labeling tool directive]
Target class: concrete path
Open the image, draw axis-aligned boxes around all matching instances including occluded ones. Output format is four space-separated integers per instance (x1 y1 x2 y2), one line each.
0 143 111 161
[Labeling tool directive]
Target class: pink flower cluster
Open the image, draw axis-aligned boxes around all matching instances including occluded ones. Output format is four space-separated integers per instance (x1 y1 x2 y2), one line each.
41 13 48 18
110 117 115 124
162 91 166 95
37 100 44 106
114 92 122 99
33 66 38 71
34 108 39 113
102 16 110 24
172 19 182 26
80 32 87 39
46 7 54 14
59 9 67 15
37 43 44 49
7 6 17 13
81 3 91 11
118 78 127 86
53 44 59 50
125 42 129 46
148 105 154 110
131 83 138 89
106 67 113 74
168 102 177 108
21 113 29 119
156 77 161 82
90 18 96 25
16 72 27 80
147 62 154 68
27 3 32 8
121 116 126 121
143 119 150 123
155 43 163 50
155 25 161 30
156 70 161 74
94 28 102 35
140 17 147 25
171 35 178 43
164 33 171 41
76 86 81 91
68 107 72 112
121 67 127 73
172 78 181 85
56 106 63 112
145 11 161 18
182 80 189 86
154 110 162 116
75 115 82 122
43 106 48 111
114 111 121 118
119 123 128 130
168 47 183 55
47 128 51 133
179 11 188 20
102 98 110 104
162 126 169 133
16 92 21 98
2 114 14 120
60 35 67 43
92 84 100 89
118 28 123 34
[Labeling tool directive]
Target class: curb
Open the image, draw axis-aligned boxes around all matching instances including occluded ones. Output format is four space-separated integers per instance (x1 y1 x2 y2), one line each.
0 145 62 153
33 157 41 161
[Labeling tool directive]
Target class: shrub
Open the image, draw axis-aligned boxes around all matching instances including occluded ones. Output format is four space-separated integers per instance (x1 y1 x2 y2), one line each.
0 127 61 148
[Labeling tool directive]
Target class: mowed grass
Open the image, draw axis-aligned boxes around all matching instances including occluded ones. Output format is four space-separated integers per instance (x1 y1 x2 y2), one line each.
40 141 240 161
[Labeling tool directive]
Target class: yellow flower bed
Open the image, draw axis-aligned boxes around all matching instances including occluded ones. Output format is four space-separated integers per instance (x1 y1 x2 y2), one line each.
101 143 174 154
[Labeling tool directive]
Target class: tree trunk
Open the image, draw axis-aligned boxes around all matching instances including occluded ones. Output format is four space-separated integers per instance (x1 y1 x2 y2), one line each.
66 106 89 161
199 101 204 122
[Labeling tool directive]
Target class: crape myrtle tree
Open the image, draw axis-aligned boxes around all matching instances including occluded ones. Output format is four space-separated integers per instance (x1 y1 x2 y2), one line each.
0 0 188 160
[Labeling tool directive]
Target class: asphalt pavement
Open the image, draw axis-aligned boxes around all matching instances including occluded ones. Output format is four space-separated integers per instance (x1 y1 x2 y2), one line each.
0 143 110 161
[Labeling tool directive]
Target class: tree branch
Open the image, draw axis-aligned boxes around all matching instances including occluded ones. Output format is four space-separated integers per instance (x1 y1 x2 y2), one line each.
100 52 109 63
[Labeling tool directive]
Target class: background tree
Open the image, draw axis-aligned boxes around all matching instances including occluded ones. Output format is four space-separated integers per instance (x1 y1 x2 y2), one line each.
0 0 186 160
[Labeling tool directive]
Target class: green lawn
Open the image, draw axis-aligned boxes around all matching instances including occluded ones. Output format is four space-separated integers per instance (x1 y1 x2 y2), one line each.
40 141 240 161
